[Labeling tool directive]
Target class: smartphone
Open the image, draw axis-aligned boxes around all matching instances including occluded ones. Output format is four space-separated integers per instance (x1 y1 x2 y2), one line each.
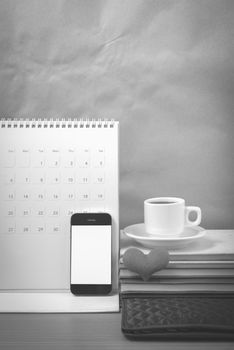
70 213 112 295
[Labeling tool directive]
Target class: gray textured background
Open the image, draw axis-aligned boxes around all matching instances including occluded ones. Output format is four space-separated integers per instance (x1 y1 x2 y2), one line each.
0 0 233 229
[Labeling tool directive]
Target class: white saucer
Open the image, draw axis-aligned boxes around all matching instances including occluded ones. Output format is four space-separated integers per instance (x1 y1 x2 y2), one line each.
123 224 205 249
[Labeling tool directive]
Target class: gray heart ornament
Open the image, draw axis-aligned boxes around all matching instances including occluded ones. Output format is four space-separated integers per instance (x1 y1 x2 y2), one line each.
123 248 169 281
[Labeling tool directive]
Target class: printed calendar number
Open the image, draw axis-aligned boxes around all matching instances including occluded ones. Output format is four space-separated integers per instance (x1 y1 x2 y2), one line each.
5 174 15 184
4 192 15 201
2 220 16 234
78 191 90 201
63 149 75 168
48 149 60 168
47 223 61 234
4 207 15 217
47 208 60 217
48 192 60 201
17 223 31 234
21 209 30 217
32 223 46 234
32 190 45 201
32 149 45 167
63 191 75 201
78 149 90 168
93 148 105 167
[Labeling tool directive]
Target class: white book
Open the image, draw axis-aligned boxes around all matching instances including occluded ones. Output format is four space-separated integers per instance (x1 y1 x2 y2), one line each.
121 277 234 284
167 260 234 269
120 268 234 279
119 260 234 269
121 283 234 293
171 230 234 261
120 230 234 261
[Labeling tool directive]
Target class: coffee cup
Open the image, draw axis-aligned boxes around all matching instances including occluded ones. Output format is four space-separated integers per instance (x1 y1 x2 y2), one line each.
144 197 201 236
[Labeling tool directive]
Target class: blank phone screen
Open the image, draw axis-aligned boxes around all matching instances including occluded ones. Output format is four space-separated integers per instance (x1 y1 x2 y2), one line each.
71 225 111 285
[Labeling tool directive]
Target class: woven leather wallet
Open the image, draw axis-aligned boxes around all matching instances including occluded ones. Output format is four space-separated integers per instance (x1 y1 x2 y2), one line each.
121 292 234 340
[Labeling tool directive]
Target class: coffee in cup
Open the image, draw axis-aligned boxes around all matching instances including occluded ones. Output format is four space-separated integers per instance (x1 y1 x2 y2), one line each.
144 197 201 236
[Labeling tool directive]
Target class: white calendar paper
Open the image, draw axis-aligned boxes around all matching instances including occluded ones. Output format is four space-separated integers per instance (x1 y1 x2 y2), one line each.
0 119 119 312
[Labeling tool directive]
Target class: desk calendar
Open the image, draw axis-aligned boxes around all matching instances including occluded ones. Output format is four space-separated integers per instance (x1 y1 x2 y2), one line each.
0 118 119 312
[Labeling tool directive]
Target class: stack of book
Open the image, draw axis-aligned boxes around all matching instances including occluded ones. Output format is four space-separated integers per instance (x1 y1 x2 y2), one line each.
120 230 234 293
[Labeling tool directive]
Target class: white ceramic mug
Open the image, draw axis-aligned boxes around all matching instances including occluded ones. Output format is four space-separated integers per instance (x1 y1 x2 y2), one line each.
144 197 201 235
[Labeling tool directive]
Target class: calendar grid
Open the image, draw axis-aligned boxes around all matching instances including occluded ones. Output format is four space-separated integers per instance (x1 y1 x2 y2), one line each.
0 119 119 293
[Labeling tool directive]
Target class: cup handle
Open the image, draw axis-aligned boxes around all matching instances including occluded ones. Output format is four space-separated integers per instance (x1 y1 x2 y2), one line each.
185 206 201 227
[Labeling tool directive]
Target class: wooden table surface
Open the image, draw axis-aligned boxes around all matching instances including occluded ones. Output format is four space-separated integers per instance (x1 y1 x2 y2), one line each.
0 313 233 350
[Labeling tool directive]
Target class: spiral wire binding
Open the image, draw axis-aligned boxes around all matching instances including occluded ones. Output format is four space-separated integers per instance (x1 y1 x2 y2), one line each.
0 118 117 128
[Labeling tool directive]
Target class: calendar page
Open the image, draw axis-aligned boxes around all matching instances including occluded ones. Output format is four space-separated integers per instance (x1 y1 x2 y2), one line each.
0 119 119 292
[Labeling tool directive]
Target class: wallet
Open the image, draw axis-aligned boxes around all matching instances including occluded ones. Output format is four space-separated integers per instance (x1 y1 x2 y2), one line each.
121 292 234 340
